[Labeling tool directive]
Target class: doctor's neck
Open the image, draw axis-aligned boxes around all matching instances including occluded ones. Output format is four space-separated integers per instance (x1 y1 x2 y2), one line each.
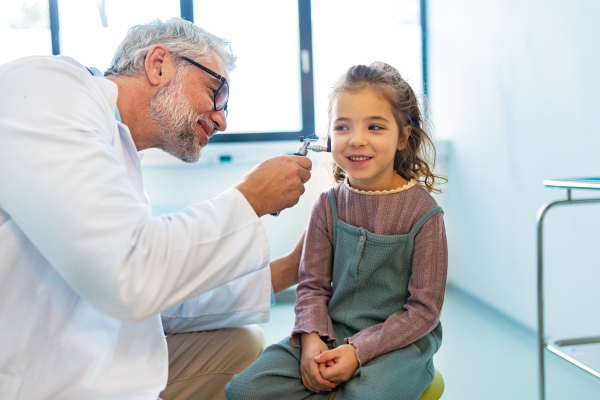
105 74 165 152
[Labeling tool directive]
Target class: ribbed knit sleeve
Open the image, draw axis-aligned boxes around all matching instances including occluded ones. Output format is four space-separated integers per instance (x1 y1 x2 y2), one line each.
289 192 336 348
345 211 448 366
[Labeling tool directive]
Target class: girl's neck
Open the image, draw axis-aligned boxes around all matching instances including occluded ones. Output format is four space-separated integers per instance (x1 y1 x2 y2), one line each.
347 172 408 192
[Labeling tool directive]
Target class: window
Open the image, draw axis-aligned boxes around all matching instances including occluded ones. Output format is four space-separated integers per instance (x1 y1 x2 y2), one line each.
191 0 315 142
57 0 180 71
193 0 302 137
2 0 426 144
311 0 424 136
0 0 52 66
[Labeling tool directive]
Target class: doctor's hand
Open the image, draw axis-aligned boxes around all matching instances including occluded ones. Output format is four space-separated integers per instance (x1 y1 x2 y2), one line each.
235 155 312 217
300 332 336 393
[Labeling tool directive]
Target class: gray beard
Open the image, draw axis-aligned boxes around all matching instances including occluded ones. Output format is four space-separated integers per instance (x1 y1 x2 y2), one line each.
148 73 206 163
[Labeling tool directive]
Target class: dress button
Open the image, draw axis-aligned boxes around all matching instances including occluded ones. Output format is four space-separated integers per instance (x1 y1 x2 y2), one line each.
359 235 364 242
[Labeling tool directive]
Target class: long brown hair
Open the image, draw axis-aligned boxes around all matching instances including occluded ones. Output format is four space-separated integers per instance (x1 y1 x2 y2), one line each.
328 62 446 193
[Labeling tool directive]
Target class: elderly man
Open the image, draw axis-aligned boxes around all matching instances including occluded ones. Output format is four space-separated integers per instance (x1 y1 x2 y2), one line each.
0 18 309 400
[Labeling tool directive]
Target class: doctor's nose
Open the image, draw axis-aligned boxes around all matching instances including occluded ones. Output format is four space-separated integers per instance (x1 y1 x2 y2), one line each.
210 108 227 133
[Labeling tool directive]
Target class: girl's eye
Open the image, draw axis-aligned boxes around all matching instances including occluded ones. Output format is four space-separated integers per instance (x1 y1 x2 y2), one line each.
334 125 348 131
369 125 384 130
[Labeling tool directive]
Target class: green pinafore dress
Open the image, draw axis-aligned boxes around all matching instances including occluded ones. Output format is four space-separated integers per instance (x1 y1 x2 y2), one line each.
225 188 443 400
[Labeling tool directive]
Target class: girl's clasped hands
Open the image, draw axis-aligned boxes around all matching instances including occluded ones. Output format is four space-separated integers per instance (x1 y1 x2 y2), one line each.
300 332 359 393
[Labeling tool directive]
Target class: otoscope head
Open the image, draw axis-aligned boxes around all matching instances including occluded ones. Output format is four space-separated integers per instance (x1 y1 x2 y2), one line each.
296 136 330 155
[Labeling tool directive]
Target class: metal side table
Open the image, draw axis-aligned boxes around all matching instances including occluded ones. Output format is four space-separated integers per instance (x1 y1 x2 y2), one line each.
537 178 600 400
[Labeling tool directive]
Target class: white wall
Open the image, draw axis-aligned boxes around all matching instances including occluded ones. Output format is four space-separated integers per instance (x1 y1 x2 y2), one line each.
142 142 335 261
428 0 600 339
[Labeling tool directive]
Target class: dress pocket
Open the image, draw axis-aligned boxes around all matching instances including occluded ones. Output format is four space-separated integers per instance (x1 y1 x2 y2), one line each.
0 371 22 400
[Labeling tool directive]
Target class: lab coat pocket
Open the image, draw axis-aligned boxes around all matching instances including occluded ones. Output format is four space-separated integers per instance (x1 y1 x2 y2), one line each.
0 371 22 399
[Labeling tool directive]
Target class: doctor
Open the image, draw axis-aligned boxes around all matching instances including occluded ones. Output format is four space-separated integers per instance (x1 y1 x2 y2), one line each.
0 18 310 400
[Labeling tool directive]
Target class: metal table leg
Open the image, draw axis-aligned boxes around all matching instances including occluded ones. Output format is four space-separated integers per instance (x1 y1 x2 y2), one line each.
537 189 600 400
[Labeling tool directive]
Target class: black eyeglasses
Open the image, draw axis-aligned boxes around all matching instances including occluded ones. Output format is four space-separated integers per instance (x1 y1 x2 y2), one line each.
181 56 229 116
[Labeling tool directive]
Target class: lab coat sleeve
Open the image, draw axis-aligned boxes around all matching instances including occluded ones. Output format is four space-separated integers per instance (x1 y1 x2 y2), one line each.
161 265 271 333
0 56 270 323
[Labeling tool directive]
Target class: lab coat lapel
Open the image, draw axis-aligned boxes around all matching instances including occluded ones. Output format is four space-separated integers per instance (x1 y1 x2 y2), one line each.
112 121 146 203
87 66 145 203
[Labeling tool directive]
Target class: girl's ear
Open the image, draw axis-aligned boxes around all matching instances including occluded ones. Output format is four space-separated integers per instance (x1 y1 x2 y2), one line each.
397 125 412 151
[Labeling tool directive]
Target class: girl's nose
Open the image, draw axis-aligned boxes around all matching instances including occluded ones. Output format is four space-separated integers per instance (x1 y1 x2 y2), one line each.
348 129 368 147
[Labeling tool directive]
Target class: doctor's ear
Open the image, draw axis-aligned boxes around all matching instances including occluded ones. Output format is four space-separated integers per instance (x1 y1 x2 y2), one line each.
144 45 174 86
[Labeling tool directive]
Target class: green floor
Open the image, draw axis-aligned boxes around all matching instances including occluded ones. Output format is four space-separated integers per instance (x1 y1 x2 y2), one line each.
259 285 600 400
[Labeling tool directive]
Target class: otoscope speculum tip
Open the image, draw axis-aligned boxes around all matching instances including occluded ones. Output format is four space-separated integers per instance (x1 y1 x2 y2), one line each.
295 136 330 155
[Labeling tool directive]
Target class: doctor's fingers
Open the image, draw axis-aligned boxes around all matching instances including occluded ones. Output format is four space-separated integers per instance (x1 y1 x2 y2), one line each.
298 168 311 184
290 155 313 171
287 155 312 184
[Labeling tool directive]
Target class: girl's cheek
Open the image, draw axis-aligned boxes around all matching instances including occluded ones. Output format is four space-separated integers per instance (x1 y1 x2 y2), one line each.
330 138 345 163
331 151 344 168
331 136 344 157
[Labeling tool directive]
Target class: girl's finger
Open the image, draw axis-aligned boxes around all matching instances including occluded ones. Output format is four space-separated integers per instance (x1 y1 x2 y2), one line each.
311 363 335 390
322 361 343 380
315 348 339 363
312 370 333 389
321 360 344 380
303 375 322 393
321 368 333 380
302 367 322 392
318 362 327 377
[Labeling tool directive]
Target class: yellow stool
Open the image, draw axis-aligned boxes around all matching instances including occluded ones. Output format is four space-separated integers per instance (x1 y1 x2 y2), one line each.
327 368 444 400
421 369 445 400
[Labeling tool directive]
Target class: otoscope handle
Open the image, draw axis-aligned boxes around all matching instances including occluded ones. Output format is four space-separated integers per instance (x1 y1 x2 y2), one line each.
270 152 305 216
270 137 328 217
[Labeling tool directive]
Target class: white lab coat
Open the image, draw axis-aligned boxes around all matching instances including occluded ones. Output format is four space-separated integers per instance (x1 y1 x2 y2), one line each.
0 55 271 399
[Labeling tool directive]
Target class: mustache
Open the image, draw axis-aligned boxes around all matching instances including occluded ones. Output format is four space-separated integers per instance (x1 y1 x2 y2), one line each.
197 116 216 136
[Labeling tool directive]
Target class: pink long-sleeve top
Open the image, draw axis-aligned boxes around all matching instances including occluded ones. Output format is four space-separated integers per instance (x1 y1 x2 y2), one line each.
289 179 448 366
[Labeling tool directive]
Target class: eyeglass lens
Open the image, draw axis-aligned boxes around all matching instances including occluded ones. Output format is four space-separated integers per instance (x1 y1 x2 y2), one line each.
216 82 229 111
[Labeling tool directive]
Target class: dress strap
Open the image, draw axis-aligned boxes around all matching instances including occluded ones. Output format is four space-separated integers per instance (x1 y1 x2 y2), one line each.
409 206 443 238
327 187 338 243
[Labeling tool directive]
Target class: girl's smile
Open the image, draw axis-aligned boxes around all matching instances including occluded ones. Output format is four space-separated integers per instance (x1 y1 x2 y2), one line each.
347 154 373 165
330 88 410 192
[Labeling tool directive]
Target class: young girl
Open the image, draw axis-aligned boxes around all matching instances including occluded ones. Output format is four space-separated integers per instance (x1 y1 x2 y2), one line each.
226 62 447 400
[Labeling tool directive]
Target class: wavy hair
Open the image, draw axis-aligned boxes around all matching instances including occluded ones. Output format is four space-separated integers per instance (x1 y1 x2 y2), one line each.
328 62 446 193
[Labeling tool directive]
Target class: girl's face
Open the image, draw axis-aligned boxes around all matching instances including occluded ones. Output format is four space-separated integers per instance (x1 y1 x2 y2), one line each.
330 88 410 192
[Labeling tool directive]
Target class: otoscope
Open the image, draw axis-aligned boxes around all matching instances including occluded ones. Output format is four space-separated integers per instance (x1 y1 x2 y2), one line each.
271 136 331 216
292 136 330 156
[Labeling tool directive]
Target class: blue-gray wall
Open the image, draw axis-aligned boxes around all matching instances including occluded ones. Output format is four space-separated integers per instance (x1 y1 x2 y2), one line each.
428 0 600 340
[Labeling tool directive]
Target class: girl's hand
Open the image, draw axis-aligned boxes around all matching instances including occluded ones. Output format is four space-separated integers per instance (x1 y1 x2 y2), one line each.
314 344 359 384
300 333 336 393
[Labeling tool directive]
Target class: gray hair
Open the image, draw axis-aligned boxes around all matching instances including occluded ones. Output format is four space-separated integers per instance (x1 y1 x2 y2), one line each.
105 18 236 77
